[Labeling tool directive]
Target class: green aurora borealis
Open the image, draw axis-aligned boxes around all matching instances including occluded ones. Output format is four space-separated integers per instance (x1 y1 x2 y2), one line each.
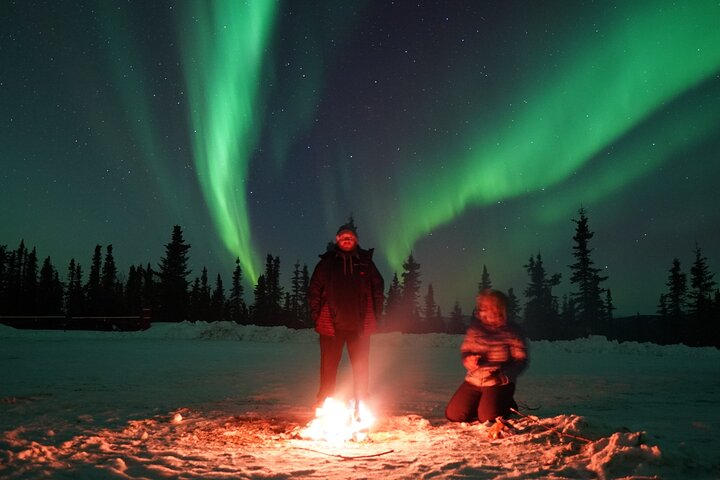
2 0 719 316
381 2 720 266
180 1 279 283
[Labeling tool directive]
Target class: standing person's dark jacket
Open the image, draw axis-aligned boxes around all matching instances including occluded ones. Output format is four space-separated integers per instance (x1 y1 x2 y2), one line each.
309 246 384 336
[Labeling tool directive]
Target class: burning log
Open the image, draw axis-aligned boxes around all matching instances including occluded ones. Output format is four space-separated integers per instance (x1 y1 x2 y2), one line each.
297 397 375 443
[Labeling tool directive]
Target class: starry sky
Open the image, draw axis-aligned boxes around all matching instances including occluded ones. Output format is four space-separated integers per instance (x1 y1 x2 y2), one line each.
2 0 719 317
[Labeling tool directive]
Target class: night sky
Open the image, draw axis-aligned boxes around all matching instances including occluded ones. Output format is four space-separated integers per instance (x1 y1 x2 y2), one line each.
2 1 719 317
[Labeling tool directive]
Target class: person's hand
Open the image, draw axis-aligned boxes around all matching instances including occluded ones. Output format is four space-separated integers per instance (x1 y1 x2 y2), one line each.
463 355 480 371
487 368 509 386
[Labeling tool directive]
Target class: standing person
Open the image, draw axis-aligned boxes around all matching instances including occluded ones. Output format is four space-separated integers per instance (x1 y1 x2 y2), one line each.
308 219 385 409
446 289 528 423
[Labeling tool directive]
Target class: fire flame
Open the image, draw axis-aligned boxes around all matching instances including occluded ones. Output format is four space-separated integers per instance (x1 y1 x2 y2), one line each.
298 397 375 443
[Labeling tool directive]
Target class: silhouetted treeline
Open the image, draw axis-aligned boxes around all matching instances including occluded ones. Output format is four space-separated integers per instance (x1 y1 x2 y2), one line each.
1 209 719 346
0 225 310 329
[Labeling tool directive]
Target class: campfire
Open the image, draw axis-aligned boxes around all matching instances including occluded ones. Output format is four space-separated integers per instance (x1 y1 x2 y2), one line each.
298 397 375 443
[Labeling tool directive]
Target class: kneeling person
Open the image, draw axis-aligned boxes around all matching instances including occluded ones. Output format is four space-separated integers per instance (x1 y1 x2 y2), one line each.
446 289 528 423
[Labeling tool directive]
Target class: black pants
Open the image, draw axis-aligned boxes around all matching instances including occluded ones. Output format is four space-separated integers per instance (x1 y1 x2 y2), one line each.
445 381 517 423
317 331 370 403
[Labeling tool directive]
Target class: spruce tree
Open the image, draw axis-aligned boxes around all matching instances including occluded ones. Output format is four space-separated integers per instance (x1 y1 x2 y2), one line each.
568 207 607 336
252 274 268 325
687 244 716 345
507 287 521 324
228 257 248 324
664 258 687 318
65 259 77 316
384 273 402 329
478 265 492 293
656 292 669 342
0 245 7 312
447 300 465 334
156 225 191 322
431 306 445 333
86 245 103 316
712 290 720 346
125 265 143 315
4 242 24 314
605 289 615 338
114 280 124 314
423 286 445 333
210 274 225 321
656 293 668 318
523 253 561 340
37 256 64 315
65 259 84 317
605 289 615 322
282 292 292 324
21 246 38 315
101 245 118 314
688 245 716 318
5 250 17 314
290 260 303 325
559 293 575 335
142 263 157 315
300 265 310 326
198 267 211 321
269 255 283 321
400 253 422 332
187 277 202 321
663 258 687 343
253 255 283 326
422 283 438 333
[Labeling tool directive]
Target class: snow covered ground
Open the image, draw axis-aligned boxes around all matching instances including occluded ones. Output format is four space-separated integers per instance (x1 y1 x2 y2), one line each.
1 321 719 479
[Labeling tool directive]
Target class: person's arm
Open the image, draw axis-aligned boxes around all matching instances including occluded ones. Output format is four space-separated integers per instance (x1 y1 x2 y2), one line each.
460 333 510 385
369 260 385 317
463 326 527 370
308 261 325 323
500 326 529 378
460 325 486 370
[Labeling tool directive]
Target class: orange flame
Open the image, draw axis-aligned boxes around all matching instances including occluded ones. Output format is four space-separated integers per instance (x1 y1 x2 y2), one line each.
298 397 375 443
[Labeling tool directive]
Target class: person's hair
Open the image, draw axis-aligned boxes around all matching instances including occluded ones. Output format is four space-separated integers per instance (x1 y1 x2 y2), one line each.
477 288 508 308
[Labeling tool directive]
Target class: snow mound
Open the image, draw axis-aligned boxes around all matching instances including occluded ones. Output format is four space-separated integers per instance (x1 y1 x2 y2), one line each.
531 335 719 358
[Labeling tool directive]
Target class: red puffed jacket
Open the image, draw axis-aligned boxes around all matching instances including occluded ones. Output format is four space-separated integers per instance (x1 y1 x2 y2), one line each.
461 319 528 387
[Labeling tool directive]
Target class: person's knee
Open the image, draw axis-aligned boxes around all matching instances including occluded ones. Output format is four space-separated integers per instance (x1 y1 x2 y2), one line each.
445 409 463 422
477 403 510 422
477 411 499 423
446 406 475 423
446 413 467 422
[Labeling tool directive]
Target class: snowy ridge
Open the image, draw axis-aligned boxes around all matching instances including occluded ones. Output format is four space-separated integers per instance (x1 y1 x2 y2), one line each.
2 321 718 358
530 335 720 358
